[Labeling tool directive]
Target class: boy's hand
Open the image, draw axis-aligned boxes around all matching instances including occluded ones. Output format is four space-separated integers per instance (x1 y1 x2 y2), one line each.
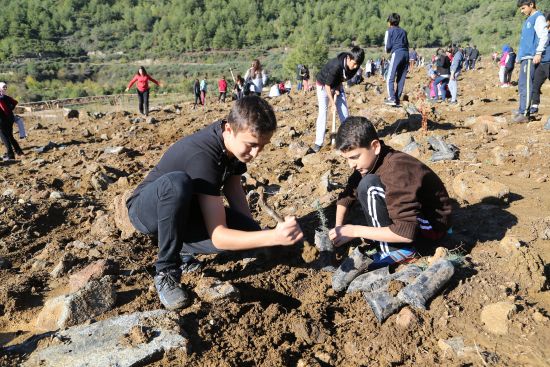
329 225 355 247
125 88 129 92
273 216 303 245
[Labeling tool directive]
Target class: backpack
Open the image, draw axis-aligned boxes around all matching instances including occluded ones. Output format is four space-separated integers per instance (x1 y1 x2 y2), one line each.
505 52 516 70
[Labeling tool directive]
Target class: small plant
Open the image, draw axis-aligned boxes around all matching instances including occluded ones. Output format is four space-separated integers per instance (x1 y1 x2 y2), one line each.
313 199 329 233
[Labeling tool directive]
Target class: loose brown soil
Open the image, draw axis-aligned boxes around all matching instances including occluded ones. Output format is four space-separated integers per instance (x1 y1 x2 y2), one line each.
0 61 549 366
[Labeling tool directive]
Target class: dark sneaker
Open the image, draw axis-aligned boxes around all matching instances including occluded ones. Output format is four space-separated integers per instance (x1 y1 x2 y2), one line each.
154 270 190 310
179 253 202 273
384 98 396 106
306 144 322 154
2 155 15 162
529 105 539 114
512 114 529 123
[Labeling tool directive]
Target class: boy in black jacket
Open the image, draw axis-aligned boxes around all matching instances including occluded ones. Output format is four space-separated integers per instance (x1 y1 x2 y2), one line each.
127 96 303 310
310 46 364 153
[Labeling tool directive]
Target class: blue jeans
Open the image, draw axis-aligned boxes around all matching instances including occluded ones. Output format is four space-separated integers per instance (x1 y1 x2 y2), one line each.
518 59 535 115
127 172 260 272
448 72 460 102
433 76 449 100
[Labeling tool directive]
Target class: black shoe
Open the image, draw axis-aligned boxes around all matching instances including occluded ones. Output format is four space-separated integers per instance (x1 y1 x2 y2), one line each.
2 155 15 162
179 253 202 273
306 144 322 154
154 270 190 310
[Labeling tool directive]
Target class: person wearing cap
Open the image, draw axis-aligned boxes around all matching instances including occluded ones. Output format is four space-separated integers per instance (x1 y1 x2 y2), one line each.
0 82 24 161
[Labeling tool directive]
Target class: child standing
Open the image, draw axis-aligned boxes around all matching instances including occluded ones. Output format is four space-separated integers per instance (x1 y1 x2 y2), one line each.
193 79 201 109
328 116 452 288
0 82 24 161
218 76 228 103
499 45 512 87
126 96 303 310
200 76 208 107
449 45 464 104
530 13 550 114
384 13 410 106
513 0 547 123
309 46 364 153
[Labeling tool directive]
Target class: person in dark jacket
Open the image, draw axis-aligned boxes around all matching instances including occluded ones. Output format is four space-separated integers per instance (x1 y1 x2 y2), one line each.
310 46 364 153
329 116 452 275
125 66 161 116
0 82 24 161
468 45 480 70
193 79 201 109
384 13 410 106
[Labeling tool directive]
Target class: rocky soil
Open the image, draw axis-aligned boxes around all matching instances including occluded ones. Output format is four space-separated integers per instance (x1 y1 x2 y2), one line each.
0 61 549 366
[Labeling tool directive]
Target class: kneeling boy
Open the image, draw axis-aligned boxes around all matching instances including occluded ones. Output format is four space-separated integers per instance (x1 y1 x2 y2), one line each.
127 96 303 309
329 116 452 273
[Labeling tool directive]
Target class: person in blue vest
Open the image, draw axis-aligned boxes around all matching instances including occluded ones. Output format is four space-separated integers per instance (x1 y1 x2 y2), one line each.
514 0 548 123
531 12 550 114
384 13 409 107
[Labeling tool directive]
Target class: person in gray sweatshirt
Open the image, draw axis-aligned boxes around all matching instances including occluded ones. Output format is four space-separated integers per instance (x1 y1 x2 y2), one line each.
449 45 465 104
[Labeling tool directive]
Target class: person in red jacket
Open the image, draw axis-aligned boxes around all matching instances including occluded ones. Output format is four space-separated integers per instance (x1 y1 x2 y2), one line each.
0 82 24 161
125 66 161 116
218 76 228 103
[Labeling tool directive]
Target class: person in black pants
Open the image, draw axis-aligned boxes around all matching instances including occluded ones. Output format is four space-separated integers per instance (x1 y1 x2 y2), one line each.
531 14 550 114
193 79 201 109
0 82 23 161
126 96 303 310
125 66 161 116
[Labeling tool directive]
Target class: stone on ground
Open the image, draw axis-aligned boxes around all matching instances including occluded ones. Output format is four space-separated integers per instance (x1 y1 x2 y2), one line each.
113 190 136 239
69 259 118 292
35 276 116 331
24 310 188 367
480 301 517 335
452 172 510 204
395 307 417 328
194 277 240 303
389 132 413 148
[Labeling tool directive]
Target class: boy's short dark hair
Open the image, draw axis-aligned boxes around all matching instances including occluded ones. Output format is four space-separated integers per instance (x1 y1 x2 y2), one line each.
517 0 535 7
387 13 401 26
335 116 379 152
227 96 277 136
349 46 365 65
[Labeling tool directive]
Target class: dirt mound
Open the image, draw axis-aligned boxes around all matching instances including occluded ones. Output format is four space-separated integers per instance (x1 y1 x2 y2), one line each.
1 62 549 366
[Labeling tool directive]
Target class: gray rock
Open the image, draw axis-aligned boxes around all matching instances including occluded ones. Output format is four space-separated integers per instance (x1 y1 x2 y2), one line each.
288 141 310 159
389 132 413 148
544 117 550 130
0 257 12 269
194 277 240 303
50 253 76 278
91 172 114 191
146 117 157 124
49 191 63 200
2 188 15 197
103 146 126 155
35 276 116 331
82 129 92 138
25 310 188 367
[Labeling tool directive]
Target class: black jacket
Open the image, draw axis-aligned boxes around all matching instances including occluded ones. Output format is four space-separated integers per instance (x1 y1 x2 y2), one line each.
316 53 359 89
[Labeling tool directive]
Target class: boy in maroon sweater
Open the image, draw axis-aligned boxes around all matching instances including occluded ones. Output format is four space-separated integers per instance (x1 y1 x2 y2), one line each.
329 116 452 277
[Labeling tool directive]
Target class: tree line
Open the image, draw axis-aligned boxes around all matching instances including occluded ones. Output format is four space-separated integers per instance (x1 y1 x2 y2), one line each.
1 0 547 61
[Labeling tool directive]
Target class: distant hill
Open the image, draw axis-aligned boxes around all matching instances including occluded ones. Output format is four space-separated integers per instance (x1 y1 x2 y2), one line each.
1 0 548 60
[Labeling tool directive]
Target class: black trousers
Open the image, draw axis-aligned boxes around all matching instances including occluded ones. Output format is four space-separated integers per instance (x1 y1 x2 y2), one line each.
127 171 260 273
356 174 412 253
137 89 150 115
0 120 22 159
218 92 226 102
532 63 550 106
